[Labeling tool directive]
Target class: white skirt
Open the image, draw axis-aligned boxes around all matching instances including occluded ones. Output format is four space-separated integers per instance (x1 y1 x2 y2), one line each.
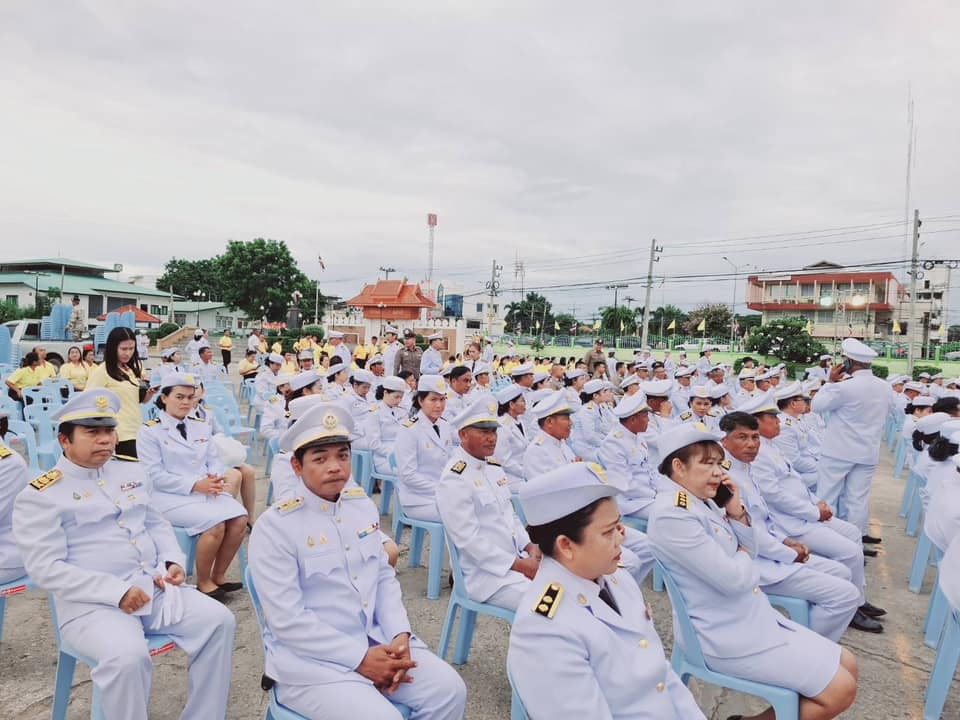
163 494 247 536
703 617 841 698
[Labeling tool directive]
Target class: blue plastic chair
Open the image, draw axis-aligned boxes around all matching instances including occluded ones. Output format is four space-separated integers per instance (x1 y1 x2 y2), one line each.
265 436 280 477
621 515 648 533
0 575 32 642
6 419 42 471
49 597 178 720
907 478 926 537
351 449 375 495
173 526 198 578
655 560 800 719
893 435 909 478
901 469 924 521
388 452 446 600
23 402 62 468
243 566 411 719
437 539 515 664
910 532 939 594
370 464 399 516
924 573 950 650
923 606 960 720
766 594 812 629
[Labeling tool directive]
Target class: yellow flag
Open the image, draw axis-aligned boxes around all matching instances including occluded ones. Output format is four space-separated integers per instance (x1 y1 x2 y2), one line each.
893 320 902 334
805 321 813 334
535 320 541 330
593 318 601 330
696 318 706 332
554 320 559 331
620 320 625 332
667 319 676 331
939 325 947 337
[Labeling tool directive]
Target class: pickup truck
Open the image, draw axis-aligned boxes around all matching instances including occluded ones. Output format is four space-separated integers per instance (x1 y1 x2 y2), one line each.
3 319 95 368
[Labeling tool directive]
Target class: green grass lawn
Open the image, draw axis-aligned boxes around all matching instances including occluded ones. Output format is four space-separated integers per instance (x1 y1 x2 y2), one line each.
492 344 960 377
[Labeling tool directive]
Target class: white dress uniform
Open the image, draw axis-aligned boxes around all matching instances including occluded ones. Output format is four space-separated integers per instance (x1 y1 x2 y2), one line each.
195 360 223 383
924 462 960 553
436 447 531 610
393 415 454 522
811 361 895 533
339 388 374 436
259 394 290 441
570 401 603 462
0 442 29 583
381 340 401 378
250 479 466 720
361 402 407 474
724 455 859 641
648 481 842 697
254 369 279 409
940 534 960 614
492 414 529 488
522 429 577 479
774 413 819 489
420 347 443 376
677 408 720 432
597 426 664 520
13 451 235 720
508 463 704 719
751 439 866 604
138 413 247 535
184 337 203 365
442 390 471 425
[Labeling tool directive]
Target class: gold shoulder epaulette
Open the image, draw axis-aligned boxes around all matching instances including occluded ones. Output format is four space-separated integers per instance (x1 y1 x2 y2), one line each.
0 446 12 459
186 415 203 421
276 497 304 514
679 411 692 421
403 417 418 428
112 454 139 462
784 418 793 426
720 459 732 471
369 405 380 413
586 401 595 409
614 430 623 438
342 487 367 499
535 436 544 446
485 458 501 467
30 469 63 492
675 490 689 510
533 582 563 619
144 419 160 427
450 460 467 474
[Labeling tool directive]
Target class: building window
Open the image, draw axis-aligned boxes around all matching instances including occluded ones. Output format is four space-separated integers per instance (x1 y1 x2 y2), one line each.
237 319 248 329
816 310 835 324
475 303 484 313
783 285 796 298
174 313 187 325
215 315 233 329
492 304 498 313
4 295 17 306
799 284 815 298
466 320 481 329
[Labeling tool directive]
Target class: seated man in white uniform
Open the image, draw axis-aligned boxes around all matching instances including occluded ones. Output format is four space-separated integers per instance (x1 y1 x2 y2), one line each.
437 395 539 611
0 410 30 583
249 403 467 720
13 389 236 720
522 391 578 479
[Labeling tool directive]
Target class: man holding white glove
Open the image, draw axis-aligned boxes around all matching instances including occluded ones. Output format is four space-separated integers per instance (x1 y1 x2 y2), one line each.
13 390 236 720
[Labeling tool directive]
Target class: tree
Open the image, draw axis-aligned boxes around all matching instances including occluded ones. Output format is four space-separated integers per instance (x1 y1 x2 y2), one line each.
650 305 688 335
553 312 579 334
156 258 225 300
683 304 733 336
504 292 554 334
747 318 826 364
949 324 960 343
36 286 62 317
218 239 322 322
736 313 763 335
600 305 637 334
0 300 26 324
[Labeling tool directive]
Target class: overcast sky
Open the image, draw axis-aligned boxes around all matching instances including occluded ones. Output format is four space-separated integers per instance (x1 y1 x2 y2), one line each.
2 2 959 320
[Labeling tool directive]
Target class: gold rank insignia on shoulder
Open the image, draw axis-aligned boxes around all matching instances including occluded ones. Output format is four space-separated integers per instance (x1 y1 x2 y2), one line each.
144 419 160 426
30 469 63 492
614 430 623 438
784 418 793 426
720 459 732 471
451 460 467 474
679 411 692 420
276 497 304 514
485 458 501 467
112 454 139 462
535 436 544 446
342 487 367 499
403 418 418 428
369 405 380 413
675 490 689 510
0 446 12 459
533 582 563 619
187 415 203 422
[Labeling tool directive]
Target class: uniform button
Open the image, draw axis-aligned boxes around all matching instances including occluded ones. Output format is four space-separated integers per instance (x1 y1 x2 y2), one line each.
97 481 105 487
131 540 137 545
115 500 122 506
352 575 358 581
336 518 342 524
639 639 648 649
753 587 760 594
321 504 329 512
118 520 125 527
363 602 368 608
656 682 665 693
344 545 350 551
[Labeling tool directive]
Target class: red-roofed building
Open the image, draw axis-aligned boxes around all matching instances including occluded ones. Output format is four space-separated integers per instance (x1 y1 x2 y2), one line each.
345 280 435 322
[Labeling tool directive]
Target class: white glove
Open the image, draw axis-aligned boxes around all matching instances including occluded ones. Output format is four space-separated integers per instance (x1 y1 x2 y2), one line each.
150 567 185 629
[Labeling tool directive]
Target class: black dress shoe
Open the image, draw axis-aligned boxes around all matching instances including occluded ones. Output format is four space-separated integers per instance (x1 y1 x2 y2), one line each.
218 581 244 593
863 547 878 557
862 534 882 544
726 716 743 720
202 586 228 602
860 602 887 618
849 610 883 633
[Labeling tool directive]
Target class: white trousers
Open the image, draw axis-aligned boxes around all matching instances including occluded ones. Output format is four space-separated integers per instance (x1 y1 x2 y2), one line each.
58 586 236 720
817 455 877 534
486 581 528 612
276 646 467 720
794 521 866 604
403 503 443 523
761 561 860 642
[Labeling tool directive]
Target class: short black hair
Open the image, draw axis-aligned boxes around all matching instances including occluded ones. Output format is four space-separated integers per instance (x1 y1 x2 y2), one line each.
58 421 78 441
932 397 960 417
293 440 351 465
449 365 471 382
719 411 758 434
658 440 724 477
527 497 608 557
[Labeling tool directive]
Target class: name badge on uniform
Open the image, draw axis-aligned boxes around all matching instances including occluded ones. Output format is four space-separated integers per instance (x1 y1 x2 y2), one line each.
357 523 380 539
120 480 142 492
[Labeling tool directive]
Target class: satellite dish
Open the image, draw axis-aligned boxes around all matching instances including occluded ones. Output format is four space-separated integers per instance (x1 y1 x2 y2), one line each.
113 263 124 272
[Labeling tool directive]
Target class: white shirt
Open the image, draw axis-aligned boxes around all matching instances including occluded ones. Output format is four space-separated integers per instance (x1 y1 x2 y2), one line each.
810 369 894 464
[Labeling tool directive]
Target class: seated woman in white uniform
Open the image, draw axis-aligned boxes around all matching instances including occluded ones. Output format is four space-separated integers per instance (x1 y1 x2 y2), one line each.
508 462 705 719
393 375 453 522
361 376 408 474
491 385 529 489
259 374 296 442
647 424 857 720
0 410 30 583
138 373 248 600
569 379 607 462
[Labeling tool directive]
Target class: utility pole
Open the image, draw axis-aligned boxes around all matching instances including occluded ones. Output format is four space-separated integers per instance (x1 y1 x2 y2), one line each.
485 259 503 337
605 283 628 346
379 266 396 280
907 209 921 374
640 238 663 349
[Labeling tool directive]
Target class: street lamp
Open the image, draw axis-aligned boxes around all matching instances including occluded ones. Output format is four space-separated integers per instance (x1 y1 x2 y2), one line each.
23 270 50 315
193 290 206 327
604 283 628 346
378 302 385 336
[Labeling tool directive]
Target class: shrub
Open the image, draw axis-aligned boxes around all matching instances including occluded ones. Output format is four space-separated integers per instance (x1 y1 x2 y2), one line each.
872 365 890 379
301 325 324 340
158 322 180 338
913 364 942 380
